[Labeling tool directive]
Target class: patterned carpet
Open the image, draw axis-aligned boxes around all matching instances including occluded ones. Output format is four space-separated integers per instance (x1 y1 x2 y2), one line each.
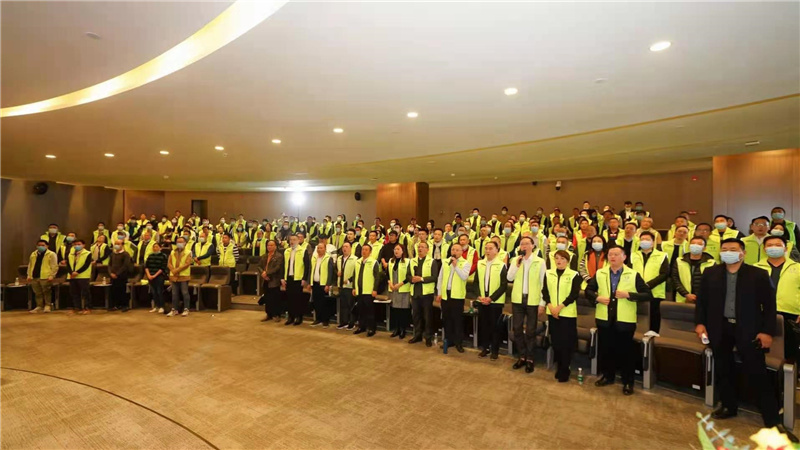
1 309 765 449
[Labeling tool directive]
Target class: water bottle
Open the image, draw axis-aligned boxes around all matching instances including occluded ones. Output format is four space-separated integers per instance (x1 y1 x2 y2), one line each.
443 338 448 354
701 333 710 345
434 332 439 346
14 277 19 286
578 368 584 385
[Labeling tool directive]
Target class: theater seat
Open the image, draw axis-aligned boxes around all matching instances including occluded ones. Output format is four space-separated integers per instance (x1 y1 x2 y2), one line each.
239 256 262 296
764 315 795 429
51 265 70 310
187 266 210 311
199 266 232 312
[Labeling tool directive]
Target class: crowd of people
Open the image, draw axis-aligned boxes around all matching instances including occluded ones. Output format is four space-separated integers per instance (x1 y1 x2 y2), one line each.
22 202 800 438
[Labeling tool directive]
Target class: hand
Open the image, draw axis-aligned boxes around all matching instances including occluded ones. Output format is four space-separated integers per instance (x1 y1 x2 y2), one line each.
552 304 562 319
480 297 491 305
615 290 629 299
451 257 458 267
280 279 287 287
538 305 545 315
517 257 523 267
59 260 66 266
71 272 79 278
371 291 377 298
686 293 697 303
26 277 32 282
261 272 268 280
110 273 117 279
436 295 442 303
194 258 200 264
147 275 154 281
695 324 707 340
756 333 773 349
411 276 423 283
47 276 53 281
596 296 611 305
301 280 307 287
324 286 330 294
338 271 342 277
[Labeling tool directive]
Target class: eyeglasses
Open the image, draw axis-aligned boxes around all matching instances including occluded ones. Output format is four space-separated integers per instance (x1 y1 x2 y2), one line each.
753 222 768 227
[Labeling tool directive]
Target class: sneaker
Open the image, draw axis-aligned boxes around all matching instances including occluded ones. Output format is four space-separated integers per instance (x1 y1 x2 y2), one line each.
157 308 164 314
108 307 118 312
181 309 189 317
310 321 322 327
322 323 330 328
149 308 158 313
166 309 177 317
347 324 355 330
336 324 348 330
66 309 76 316
81 309 91 315
44 306 51 313
29 307 42 314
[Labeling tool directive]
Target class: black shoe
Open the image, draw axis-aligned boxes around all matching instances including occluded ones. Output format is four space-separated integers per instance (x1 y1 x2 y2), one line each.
408 337 422 344
284 319 293 326
490 352 499 361
557 376 569 383
456 345 465 353
425 339 432 347
347 324 355 330
322 323 330 328
367 330 376 337
478 349 490 358
512 359 526 370
108 307 118 312
353 328 365 335
390 330 400 338
293 320 302 326
399 330 406 339
525 361 534 373
711 406 737 420
261 316 270 322
776 424 799 443
623 383 634 395
120 307 129 313
595 376 615 387
310 321 322 327
336 324 348 330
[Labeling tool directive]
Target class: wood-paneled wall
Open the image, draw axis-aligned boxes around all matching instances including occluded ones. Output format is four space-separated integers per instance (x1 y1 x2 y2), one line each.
713 148 800 227
429 170 713 228
376 183 429 225
123 190 165 220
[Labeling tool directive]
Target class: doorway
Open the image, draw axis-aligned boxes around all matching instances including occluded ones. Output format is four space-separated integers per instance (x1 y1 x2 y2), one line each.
191 200 208 220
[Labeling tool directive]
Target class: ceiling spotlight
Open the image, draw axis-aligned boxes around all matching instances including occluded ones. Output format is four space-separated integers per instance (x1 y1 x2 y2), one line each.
104 153 115 157
45 154 56 159
450 173 456 177
333 128 344 133
85 32 101 40
594 78 608 84
159 150 169 155
649 41 672 52
745 140 761 147
163 175 170 179
369 177 378 181
215 146 224 151
504 87 518 96
272 139 281 144
407 112 419 118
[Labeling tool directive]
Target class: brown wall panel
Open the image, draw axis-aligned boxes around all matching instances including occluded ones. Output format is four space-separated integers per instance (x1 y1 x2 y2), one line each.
124 190 165 220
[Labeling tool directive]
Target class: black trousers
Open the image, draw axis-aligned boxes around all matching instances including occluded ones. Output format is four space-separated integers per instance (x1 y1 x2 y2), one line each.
512 303 538 360
649 297 663 333
549 316 577 380
412 295 434 339
781 312 799 364
714 320 780 427
338 288 355 326
264 286 281 318
111 276 129 308
312 283 331 324
598 324 636 384
392 307 411 331
478 303 504 354
286 280 304 322
69 279 91 310
227 267 238 295
442 297 465 346
358 295 376 331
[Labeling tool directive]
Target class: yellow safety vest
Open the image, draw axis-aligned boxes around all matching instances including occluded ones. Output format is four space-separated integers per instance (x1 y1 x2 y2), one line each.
218 244 237 267
545 267 579 318
509 255 545 304
29 250 56 279
366 241 383 261
630 250 668 299
440 257 469 300
660 239 689 265
137 240 156 264
476 258 506 304
594 265 639 323
743 235 769 265
170 250 192 277
192 241 213 266
331 233 346 250
388 259 411 293
284 247 306 281
755 260 800 315
337 254 356 289
310 252 332 285
251 238 267 257
354 257 378 294
67 250 92 279
41 232 66 250
473 237 491 259
410 255 436 296
92 243 110 264
675 257 716 303
705 235 721 262
92 229 110 244
615 235 641 252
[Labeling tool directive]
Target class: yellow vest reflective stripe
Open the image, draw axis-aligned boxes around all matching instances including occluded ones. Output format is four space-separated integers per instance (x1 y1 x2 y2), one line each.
476 259 506 304
284 247 306 281
660 240 689 265
742 235 769 265
594 265 639 323
170 250 192 277
337 255 356 288
630 250 668 298
755 260 800 315
388 259 411 293
510 255 545 304
218 244 237 267
410 256 436 295
705 236 721 262
440 258 469 300
367 241 383 261
354 258 378 294
675 258 716 303
68 250 92 279
192 242 213 266
310 253 332 284
29 251 56 279
545 268 578 318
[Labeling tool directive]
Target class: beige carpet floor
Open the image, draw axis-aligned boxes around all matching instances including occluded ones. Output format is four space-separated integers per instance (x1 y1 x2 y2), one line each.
1 309 767 449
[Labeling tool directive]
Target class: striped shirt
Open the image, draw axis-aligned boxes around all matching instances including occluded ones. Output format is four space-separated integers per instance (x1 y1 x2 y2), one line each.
145 252 168 277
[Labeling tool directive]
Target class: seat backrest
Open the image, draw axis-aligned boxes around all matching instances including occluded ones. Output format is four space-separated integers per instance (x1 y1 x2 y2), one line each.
128 265 143 282
190 266 210 283
659 302 698 340
576 295 595 329
771 314 786 361
94 264 110 281
17 265 28 278
246 256 262 271
208 266 231 285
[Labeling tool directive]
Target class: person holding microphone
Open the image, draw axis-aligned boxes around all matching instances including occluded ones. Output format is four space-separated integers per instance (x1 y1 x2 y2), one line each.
436 243 470 353
507 236 547 374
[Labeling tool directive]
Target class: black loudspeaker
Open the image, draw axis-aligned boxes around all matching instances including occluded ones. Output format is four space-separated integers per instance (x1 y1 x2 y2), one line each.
354 192 361 201
32 182 49 195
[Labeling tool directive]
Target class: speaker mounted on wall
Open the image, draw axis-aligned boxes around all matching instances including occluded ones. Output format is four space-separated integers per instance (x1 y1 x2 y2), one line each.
32 182 49 195
354 192 361 201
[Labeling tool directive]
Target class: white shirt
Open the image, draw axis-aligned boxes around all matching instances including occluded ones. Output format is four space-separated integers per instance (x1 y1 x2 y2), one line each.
507 254 546 300
288 246 297 276
484 257 495 294
436 257 470 295
313 254 325 283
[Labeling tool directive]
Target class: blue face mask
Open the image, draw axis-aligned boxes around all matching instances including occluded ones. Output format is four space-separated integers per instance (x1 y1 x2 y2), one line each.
592 242 603 252
773 212 785 220
556 243 567 251
715 222 727 230
689 244 704 255
503 228 511 235
766 247 785 258
37 246 47 253
73 245 83 252
531 226 539 234
771 229 785 237
639 240 653 250
720 251 741 264
113 244 122 251
66 236 75 242
556 232 566 238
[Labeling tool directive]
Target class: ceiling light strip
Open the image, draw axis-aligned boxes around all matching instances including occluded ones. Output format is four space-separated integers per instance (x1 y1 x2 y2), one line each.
0 0 288 118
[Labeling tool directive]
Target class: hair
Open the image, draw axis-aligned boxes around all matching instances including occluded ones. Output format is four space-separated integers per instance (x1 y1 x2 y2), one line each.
750 216 770 225
74 239 86 245
763 236 785 248
675 225 690 232
486 241 499 251
362 243 372 251
639 231 655 240
417 240 429 249
695 222 712 231
519 236 535 246
432 227 444 234
714 214 728 221
720 237 745 251
689 235 707 245
624 222 637 230
392 243 407 260
37 239 48 245
554 250 571 261
772 206 786 213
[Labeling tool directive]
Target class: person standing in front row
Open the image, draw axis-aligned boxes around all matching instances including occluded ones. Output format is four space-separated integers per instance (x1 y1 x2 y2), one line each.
108 239 134 312
353 244 380 337
436 243 471 353
217 234 240 295
27 240 58 313
540 250 582 382
388 243 412 339
755 236 800 364
475 241 508 360
145 242 168 314
309 243 336 328
335 241 357 330
695 238 795 441
585 246 651 396
507 236 546 373
167 236 193 317
67 240 92 315
260 239 284 322
409 241 440 346
282 234 311 326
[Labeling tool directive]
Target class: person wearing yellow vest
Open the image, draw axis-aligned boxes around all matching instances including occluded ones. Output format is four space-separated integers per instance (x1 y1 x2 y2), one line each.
27 240 58 313
192 233 215 267
409 241 441 347
57 232 77 265
507 236 546 373
713 215 743 241
743 216 771 265
768 223 800 262
544 207 565 236
694 223 721 262
353 244 380 336
473 225 492 260
671 236 716 304
387 243 413 339
158 216 173 240
429 228 451 262
771 206 799 248
579 236 608 290
141 221 159 245
250 230 268 258
661 225 690 267
232 223 249 249
457 234 479 295
330 223 346 252
135 231 157 266
500 221 519 255
636 217 662 246
547 236 578 271
443 223 456 244
475 241 508 360
166 237 193 317
92 222 110 244
631 231 669 333
66 240 93 315
108 239 134 312
585 246 652 396
616 222 640 266
667 215 695 241
91 234 111 265
281 234 311 326
436 243 471 353
111 222 127 244
217 233 240 295
540 250 582 382
601 217 622 243
41 223 66 253
172 210 185 230
756 236 800 363
572 218 592 258
308 243 336 327
334 241 358 330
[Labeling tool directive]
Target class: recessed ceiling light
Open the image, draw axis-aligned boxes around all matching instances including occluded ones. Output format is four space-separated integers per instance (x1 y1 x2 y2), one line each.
104 153 115 158
649 41 672 52
370 177 377 181
333 128 344 133
159 150 169 155
494 176 498 180
504 87 518 96
163 175 170 179
272 139 281 144
85 32 101 40
450 173 456 177
45 154 56 159
407 112 419 118
215 146 224 151
594 78 607 84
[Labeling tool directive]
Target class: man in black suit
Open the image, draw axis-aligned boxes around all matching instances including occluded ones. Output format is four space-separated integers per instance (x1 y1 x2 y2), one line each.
695 238 795 440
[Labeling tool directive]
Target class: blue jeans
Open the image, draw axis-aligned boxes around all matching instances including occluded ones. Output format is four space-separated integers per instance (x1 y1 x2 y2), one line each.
150 276 165 308
171 281 190 311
